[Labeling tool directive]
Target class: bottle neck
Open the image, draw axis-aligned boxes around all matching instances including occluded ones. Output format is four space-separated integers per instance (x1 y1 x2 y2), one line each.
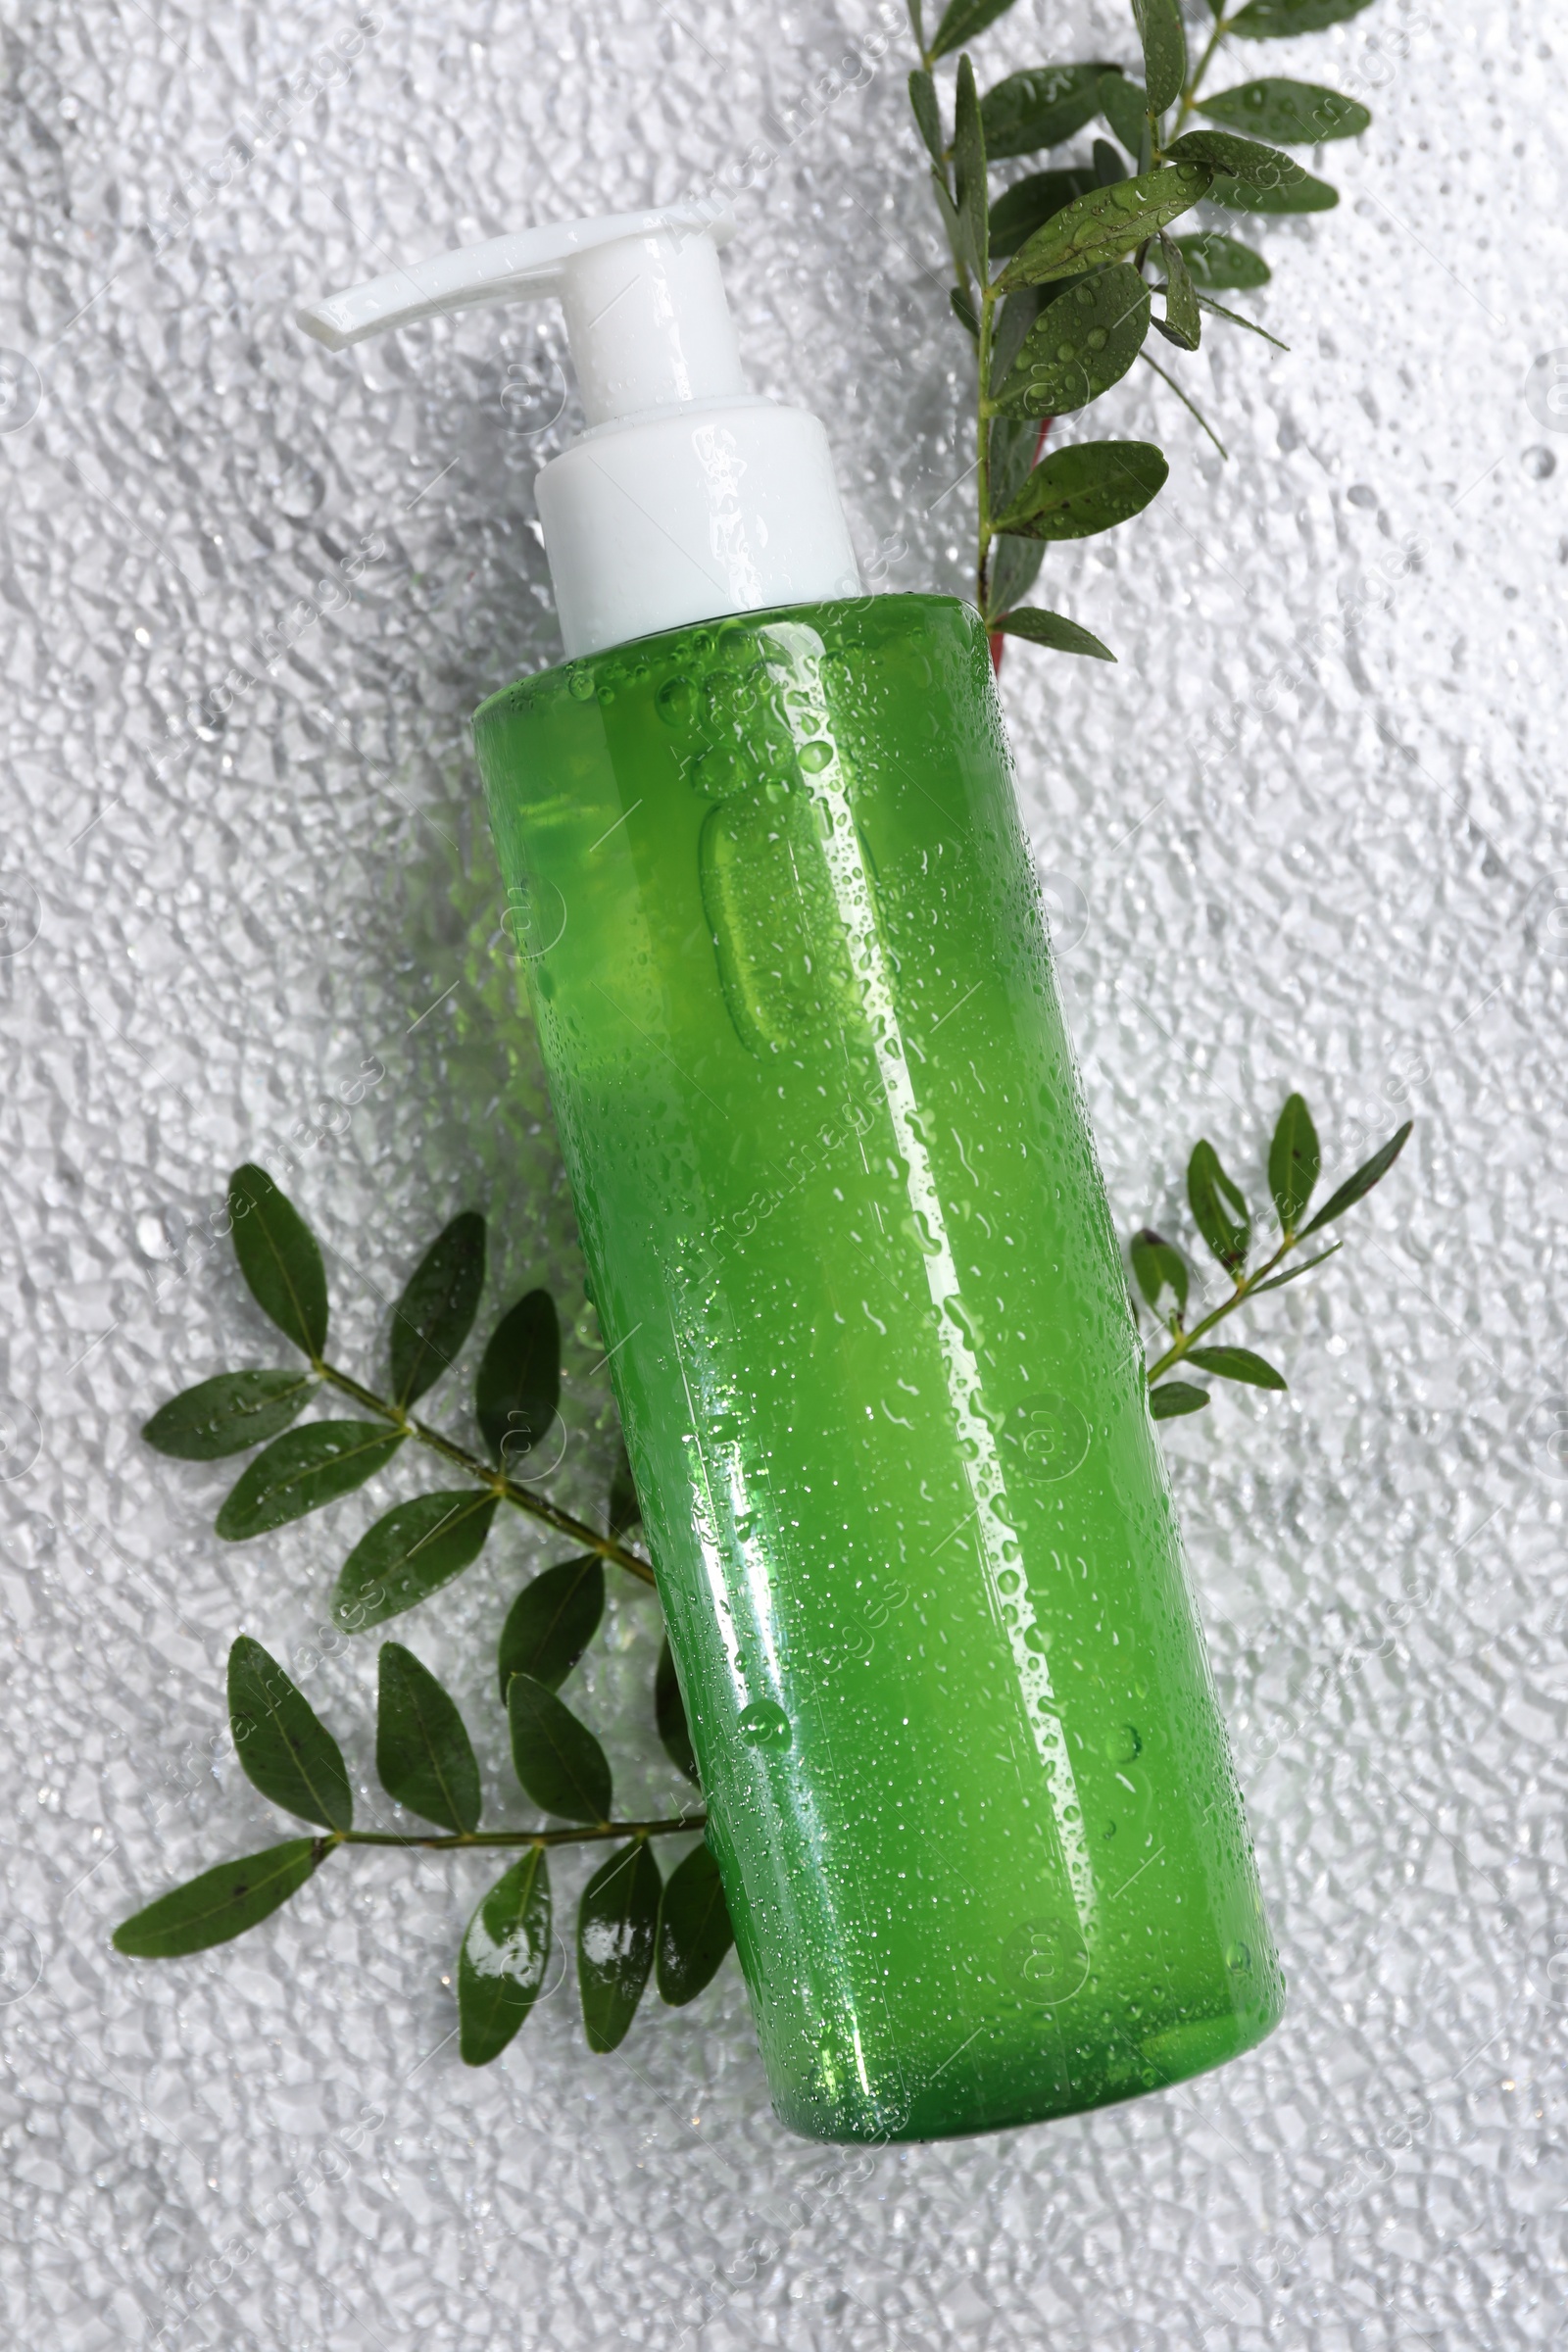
538 401 862 659
562 231 746 426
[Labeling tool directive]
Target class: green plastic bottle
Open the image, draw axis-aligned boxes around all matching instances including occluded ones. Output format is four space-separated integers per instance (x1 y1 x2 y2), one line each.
474 593 1281 2140
301 206 1282 2141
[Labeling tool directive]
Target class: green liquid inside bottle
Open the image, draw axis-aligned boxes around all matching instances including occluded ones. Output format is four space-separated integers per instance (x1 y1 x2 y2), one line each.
475 593 1282 2142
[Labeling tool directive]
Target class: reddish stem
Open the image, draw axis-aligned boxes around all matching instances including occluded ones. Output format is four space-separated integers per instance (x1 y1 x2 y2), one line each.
990 416 1054 677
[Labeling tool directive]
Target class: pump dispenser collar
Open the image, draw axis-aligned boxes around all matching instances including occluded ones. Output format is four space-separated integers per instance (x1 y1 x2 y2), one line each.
299 206 861 658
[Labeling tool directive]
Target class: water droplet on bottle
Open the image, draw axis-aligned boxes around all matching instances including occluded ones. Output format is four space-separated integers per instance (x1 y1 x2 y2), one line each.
1102 1724 1142 1764
715 620 756 664
1226 1941 1252 1976
656 676 697 728
1523 444 1556 480
693 744 741 798
738 1698 792 1750
797 739 833 772
567 665 596 702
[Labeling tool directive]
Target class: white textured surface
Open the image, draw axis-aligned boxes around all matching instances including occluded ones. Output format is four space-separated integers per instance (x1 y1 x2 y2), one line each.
2 0 1566 2345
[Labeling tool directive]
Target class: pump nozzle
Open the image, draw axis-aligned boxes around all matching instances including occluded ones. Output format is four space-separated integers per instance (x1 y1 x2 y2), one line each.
298 206 860 658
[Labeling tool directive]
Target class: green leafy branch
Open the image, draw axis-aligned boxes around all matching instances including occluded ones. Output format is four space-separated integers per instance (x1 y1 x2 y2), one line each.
142 1165 655 1612
1131 1094 1411 1420
126 1169 731 2059
906 0 1378 660
115 1631 730 2061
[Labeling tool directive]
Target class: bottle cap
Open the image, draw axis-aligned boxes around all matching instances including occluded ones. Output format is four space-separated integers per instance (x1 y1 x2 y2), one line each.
298 206 861 659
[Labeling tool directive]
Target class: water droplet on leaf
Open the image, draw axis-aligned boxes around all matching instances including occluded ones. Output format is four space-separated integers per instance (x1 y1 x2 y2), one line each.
738 1698 792 1750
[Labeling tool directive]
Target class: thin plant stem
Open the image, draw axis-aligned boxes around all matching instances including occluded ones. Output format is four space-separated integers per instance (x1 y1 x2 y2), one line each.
1197 292 1291 353
330 1815 703 1854
1140 350 1230 458
315 1357 658 1586
1143 1231 1299 1385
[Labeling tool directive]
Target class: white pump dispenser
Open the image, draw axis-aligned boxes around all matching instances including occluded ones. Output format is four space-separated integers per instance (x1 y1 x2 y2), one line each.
298 205 861 659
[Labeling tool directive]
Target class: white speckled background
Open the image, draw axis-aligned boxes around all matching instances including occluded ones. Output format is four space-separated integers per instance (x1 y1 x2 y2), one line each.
2 0 1565 2342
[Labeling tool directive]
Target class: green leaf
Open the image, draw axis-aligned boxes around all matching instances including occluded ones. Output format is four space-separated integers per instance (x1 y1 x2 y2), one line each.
951 285 979 342
609 1444 641 1537
114 1839 324 1959
1130 1227 1189 1315
1230 0 1375 36
996 609 1116 661
1174 231 1272 289
333 1491 500 1630
215 1419 405 1542
908 68 945 166
991 287 1050 388
657 1839 735 2007
928 0 1020 62
996 265 1150 416
1156 232 1201 351
1098 71 1148 159
1186 1346 1288 1391
1130 0 1185 115
930 166 965 273
1166 128 1330 215
475 1289 560 1465
989 169 1095 260
953 56 988 283
498 1555 605 1697
142 1369 315 1460
227 1164 329 1359
983 514 1046 620
1209 168 1338 215
1268 1093 1321 1229
656 1635 700 1787
389 1210 486 1408
1188 1139 1250 1273
994 440 1168 542
999 163 1212 289
1092 137 1128 188
376 1642 482 1833
1150 1382 1209 1420
980 64 1114 161
459 1849 551 2066
1250 1241 1343 1296
577 1840 662 2053
1298 1122 1412 1239
508 1672 612 1823
228 1635 353 1831
1200 78 1370 143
